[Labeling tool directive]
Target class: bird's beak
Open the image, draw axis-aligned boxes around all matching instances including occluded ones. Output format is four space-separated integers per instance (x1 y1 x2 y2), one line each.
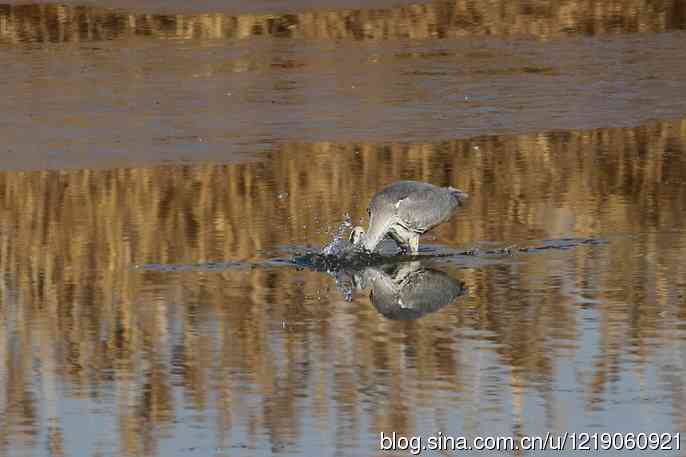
349 227 365 245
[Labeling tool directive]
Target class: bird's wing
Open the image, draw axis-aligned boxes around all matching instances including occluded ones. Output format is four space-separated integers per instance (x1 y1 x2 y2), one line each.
395 189 458 232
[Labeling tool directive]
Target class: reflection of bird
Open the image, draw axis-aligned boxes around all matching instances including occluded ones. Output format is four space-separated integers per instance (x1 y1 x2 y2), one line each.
354 262 466 320
349 181 469 254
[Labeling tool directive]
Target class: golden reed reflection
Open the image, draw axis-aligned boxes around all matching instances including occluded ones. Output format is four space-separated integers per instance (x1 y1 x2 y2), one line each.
1 118 686 454
1 0 685 44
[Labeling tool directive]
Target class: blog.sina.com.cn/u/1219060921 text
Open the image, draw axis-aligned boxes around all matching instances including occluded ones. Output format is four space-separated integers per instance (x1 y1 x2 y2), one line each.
379 431 681 454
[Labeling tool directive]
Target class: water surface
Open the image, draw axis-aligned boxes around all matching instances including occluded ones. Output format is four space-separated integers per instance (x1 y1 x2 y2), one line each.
1 0 686 169
1 1 686 456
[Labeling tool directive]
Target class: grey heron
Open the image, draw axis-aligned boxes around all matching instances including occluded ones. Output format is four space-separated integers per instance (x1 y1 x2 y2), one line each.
349 181 469 254
353 262 467 320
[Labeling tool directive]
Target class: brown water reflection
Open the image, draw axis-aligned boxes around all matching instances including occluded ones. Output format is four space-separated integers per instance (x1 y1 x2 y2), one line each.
2 0 686 455
1 118 686 456
3 3 686 171
1 0 685 44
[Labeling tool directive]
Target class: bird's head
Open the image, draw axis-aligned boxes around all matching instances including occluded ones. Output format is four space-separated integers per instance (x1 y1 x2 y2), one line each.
349 226 366 246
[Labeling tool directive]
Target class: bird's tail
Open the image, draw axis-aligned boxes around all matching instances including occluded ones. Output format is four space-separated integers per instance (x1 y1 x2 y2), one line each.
448 187 469 204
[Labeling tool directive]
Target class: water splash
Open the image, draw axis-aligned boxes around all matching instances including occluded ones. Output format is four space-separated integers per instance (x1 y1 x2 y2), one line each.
320 214 353 256
135 238 607 276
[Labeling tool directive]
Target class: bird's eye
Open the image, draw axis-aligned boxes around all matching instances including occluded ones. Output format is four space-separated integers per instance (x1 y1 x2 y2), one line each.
367 208 371 216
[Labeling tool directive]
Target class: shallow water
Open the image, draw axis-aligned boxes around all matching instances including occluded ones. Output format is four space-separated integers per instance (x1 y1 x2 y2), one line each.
1 1 686 456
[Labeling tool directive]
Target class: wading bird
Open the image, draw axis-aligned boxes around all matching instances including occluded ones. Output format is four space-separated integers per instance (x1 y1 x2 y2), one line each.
353 262 467 320
349 180 469 254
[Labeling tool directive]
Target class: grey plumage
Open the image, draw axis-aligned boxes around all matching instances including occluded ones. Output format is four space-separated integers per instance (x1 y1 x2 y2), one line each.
350 180 469 254
354 262 467 320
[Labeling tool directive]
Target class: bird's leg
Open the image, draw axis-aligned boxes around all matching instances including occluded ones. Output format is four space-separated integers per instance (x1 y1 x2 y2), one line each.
391 226 418 255
408 234 419 255
388 228 409 255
